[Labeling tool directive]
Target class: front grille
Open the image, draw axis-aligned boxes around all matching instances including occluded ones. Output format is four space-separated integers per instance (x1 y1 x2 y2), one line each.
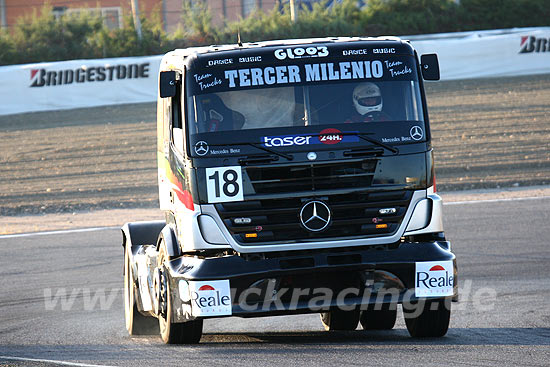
215 189 412 244
244 159 378 194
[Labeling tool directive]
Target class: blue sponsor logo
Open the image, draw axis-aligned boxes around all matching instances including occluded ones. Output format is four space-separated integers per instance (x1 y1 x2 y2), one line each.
263 130 359 147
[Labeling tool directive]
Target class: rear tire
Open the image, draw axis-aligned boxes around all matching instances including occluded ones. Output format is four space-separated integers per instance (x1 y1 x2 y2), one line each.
320 308 360 331
360 305 397 330
124 246 158 335
403 299 451 337
157 244 203 344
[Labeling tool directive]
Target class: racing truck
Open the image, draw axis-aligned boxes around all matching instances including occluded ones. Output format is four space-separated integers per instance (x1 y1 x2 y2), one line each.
122 36 458 344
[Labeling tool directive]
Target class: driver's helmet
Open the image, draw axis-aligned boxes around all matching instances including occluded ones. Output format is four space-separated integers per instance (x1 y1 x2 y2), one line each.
352 82 383 115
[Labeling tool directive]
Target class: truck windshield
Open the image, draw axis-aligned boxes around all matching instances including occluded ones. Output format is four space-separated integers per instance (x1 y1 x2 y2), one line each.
186 54 425 156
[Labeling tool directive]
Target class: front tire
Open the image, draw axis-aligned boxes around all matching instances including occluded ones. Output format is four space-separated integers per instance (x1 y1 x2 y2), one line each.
124 246 158 335
403 299 451 337
157 244 203 344
360 304 397 330
320 308 360 331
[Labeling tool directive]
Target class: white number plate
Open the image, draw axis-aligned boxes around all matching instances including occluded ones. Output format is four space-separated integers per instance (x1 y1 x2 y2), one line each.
206 166 244 203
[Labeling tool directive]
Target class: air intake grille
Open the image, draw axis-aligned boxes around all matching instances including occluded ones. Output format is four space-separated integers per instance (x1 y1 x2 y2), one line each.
244 159 378 194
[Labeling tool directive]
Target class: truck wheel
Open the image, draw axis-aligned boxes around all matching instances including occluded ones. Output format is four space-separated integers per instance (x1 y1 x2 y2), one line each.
124 246 158 335
157 246 203 344
360 305 397 330
320 308 360 331
403 299 450 337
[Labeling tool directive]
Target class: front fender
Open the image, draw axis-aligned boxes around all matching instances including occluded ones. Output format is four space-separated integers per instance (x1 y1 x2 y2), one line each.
121 220 166 252
157 224 181 258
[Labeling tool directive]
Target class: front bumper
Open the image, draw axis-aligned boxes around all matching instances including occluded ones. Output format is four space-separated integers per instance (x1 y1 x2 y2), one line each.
164 240 458 322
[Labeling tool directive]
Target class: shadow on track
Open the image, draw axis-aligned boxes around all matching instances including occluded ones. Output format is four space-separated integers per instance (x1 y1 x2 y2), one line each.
198 327 550 346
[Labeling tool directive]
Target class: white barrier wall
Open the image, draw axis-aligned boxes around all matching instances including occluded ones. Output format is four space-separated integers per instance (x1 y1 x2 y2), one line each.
408 27 550 80
1 27 550 116
0 55 162 116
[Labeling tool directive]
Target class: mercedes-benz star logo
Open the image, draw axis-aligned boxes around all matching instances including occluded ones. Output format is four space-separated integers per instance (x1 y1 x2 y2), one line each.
194 140 209 156
410 126 424 141
300 200 331 232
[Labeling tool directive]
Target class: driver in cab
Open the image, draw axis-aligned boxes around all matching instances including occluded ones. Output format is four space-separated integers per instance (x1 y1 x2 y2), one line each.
346 82 392 123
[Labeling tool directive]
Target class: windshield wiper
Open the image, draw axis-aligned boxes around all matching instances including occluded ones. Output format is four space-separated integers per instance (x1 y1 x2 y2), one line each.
199 141 294 161
307 132 399 154
246 142 294 160
354 133 399 154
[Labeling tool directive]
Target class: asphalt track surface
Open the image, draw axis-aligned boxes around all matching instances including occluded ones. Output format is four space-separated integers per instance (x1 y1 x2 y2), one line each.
1 197 549 366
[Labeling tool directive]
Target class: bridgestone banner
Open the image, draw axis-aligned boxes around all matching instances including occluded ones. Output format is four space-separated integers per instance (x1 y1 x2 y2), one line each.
0 55 162 116
1 27 550 116
408 27 550 80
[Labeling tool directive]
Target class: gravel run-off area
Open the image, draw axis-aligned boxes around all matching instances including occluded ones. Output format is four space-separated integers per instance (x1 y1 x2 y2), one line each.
1 74 549 233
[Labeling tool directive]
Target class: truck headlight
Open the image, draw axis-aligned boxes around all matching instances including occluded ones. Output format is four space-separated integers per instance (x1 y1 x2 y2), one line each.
404 194 444 236
197 215 229 245
405 199 431 232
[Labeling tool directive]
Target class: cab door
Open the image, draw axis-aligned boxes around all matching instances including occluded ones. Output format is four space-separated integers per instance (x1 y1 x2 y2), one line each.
158 70 186 211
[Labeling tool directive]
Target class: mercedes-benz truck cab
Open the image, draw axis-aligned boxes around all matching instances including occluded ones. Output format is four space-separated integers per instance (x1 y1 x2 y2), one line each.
122 37 457 344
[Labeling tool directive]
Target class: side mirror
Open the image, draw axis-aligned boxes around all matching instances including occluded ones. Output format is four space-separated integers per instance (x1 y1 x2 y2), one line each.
421 54 440 81
159 71 177 98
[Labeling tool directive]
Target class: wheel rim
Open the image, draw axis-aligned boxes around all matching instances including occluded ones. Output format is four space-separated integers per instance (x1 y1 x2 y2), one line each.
158 267 168 319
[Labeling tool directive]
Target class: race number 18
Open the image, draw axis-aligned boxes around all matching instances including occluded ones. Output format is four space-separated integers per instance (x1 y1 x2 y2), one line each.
205 166 244 203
